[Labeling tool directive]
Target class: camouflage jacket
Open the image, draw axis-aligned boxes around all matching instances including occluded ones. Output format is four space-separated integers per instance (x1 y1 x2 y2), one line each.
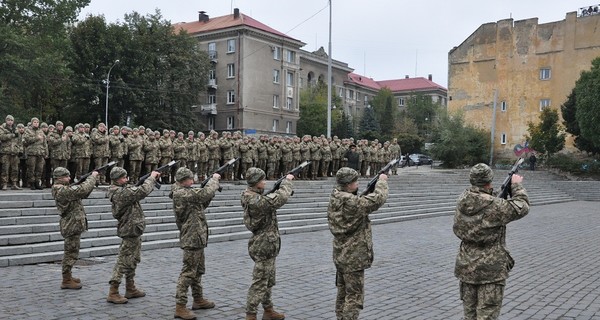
107 177 156 238
206 138 221 160
71 132 90 159
310 142 322 160
127 135 144 161
299 142 311 161
52 176 96 238
241 179 293 262
0 123 20 155
327 180 389 273
197 140 208 162
330 142 340 160
239 143 253 164
109 133 126 159
47 131 69 160
321 144 332 161
220 138 234 160
186 139 198 161
143 139 160 164
23 127 48 157
453 184 530 284
169 177 220 249
256 142 268 160
158 136 173 158
291 142 301 161
280 143 293 162
90 130 110 158
173 139 188 161
266 144 278 162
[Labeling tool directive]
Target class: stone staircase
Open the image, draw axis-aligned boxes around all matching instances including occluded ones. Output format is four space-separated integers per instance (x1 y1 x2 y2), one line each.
0 168 587 267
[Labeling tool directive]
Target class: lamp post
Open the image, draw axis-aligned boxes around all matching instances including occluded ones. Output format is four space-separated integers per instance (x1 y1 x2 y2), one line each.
326 0 332 138
105 59 120 130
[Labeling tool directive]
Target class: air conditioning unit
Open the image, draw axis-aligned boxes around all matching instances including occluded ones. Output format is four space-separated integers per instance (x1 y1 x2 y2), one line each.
287 87 293 98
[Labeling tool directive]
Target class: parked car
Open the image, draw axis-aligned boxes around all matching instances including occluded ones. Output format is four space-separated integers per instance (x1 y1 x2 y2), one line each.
408 153 433 166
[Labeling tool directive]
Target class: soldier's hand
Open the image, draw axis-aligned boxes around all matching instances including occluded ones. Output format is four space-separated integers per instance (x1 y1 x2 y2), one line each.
212 173 221 180
511 174 523 184
91 171 99 177
379 174 388 181
150 171 161 179
285 174 295 180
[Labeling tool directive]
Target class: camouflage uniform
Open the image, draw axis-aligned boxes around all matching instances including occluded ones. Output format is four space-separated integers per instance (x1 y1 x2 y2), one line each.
0 116 21 189
47 123 69 174
219 134 234 180
107 167 156 291
23 118 48 189
206 131 221 174
170 168 220 308
196 133 208 180
71 125 91 180
91 124 110 184
328 167 389 320
126 130 144 183
241 168 293 316
158 130 174 183
309 138 321 179
388 139 401 174
51 167 96 278
256 137 268 172
186 132 198 176
172 133 188 180
299 136 311 179
239 137 253 179
454 163 530 320
108 127 126 172
280 139 293 174
321 140 332 177
143 133 160 174
266 140 278 180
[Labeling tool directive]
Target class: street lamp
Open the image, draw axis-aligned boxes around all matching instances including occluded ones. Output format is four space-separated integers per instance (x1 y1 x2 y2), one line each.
105 59 120 130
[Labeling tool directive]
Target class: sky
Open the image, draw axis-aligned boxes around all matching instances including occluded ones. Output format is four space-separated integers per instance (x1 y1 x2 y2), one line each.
78 0 597 88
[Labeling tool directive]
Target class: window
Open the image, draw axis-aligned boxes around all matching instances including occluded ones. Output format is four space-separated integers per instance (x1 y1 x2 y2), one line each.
208 42 216 59
539 99 551 111
208 117 214 130
209 69 216 80
227 63 235 78
347 90 354 100
226 116 234 130
356 92 360 101
501 133 507 145
273 95 279 109
272 119 279 132
227 90 235 104
273 69 280 83
364 95 369 105
273 46 281 60
501 101 507 112
339 88 344 98
286 121 292 134
285 50 296 63
208 94 216 104
286 97 293 109
227 39 235 53
539 68 551 80
398 97 405 107
286 71 294 87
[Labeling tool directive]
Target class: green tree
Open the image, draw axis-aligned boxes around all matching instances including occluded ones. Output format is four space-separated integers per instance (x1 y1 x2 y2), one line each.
358 107 380 140
527 108 565 156
573 57 600 153
394 116 423 154
405 93 440 141
560 89 600 155
332 111 354 138
297 82 341 136
369 88 396 140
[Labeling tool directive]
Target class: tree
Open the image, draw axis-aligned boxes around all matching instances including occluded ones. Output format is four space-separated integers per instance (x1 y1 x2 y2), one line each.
573 57 600 154
297 82 341 136
369 88 396 140
358 107 380 140
332 111 354 138
395 115 423 154
405 93 440 141
527 108 565 156
560 89 600 155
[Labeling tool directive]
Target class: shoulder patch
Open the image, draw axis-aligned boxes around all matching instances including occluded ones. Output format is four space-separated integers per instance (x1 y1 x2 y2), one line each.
69 185 79 191
266 193 277 200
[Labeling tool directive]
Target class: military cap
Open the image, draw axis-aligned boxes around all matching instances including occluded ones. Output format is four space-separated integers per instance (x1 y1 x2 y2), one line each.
163 129 170 135
65 126 73 132
75 123 83 129
246 167 266 186
48 124 55 129
132 127 139 132
110 167 128 180
197 132 204 137
55 120 64 126
188 130 194 136
177 132 184 137
98 122 106 128
175 167 194 182
470 163 493 187
170 130 176 134
122 126 131 131
53 167 70 178
31 117 39 123
138 125 145 131
112 125 120 131
40 122 48 128
336 167 359 186
145 128 152 134
210 130 217 135
6 115 14 121
84 123 90 128
16 123 24 128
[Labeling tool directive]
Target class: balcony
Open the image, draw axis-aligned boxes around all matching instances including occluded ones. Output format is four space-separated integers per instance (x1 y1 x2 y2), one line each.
208 50 218 63
207 78 217 90
200 103 217 115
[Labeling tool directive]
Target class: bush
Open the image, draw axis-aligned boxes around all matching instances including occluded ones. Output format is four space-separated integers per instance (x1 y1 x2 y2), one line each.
546 154 600 175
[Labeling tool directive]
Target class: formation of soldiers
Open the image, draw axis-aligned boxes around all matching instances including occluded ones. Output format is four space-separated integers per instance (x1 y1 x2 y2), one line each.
0 114 403 190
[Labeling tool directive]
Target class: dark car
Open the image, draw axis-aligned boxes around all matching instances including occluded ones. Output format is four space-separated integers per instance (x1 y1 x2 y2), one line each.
408 153 433 166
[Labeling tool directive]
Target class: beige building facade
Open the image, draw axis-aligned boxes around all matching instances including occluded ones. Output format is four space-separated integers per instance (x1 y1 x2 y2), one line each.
448 10 600 159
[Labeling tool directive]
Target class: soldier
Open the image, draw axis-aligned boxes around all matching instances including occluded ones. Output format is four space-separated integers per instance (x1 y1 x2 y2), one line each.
170 167 221 319
17 123 27 187
71 124 90 181
0 115 22 190
126 128 144 183
206 130 221 174
454 163 530 320
159 129 174 184
321 138 332 177
389 138 401 175
51 167 98 289
91 123 110 184
42 123 53 187
48 121 69 177
330 137 340 175
280 137 293 175
108 126 126 183
23 117 48 190
106 167 160 304
173 132 188 181
143 131 161 175
242 167 293 320
219 132 234 180
256 135 268 173
328 167 389 320
185 131 198 180
265 138 278 180
196 132 208 181
238 136 253 179
299 135 311 180
82 123 92 172
309 136 321 179
291 137 301 172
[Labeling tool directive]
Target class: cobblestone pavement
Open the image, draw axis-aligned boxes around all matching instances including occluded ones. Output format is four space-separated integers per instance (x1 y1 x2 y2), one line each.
1 201 599 320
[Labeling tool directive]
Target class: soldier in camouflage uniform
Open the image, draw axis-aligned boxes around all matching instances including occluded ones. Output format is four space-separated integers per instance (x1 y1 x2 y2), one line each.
126 128 144 184
71 124 90 181
170 167 221 319
256 135 268 173
51 167 98 289
186 131 198 179
241 167 293 320
279 137 293 175
106 167 160 304
206 130 220 175
328 167 389 320
321 138 332 177
454 163 530 320
219 132 235 180
91 123 110 184
173 132 188 180
23 117 48 189
143 131 161 174
265 138 279 180
309 136 322 179
389 138 401 175
108 126 126 183
47 121 69 178
239 136 253 179
0 115 22 190
159 129 174 184
196 132 208 181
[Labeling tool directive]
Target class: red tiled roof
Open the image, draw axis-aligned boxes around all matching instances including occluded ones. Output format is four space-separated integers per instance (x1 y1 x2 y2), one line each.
174 13 300 42
377 77 446 92
346 73 381 90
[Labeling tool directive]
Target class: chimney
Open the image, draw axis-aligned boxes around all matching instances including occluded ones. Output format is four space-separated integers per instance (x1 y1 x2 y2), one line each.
405 75 409 79
234 8 240 19
428 74 432 81
198 11 209 22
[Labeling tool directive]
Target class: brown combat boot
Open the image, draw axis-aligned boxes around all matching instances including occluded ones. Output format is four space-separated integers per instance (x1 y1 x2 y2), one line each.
174 303 197 319
60 272 82 290
106 283 128 304
246 312 257 320
262 306 285 320
191 297 215 310
124 279 146 298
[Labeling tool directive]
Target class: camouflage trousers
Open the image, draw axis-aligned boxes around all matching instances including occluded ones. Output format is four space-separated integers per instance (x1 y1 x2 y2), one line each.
74 158 90 179
197 161 208 179
207 159 219 174
266 161 277 179
159 157 172 183
460 280 505 320
109 237 142 284
175 248 206 305
246 258 276 313
335 269 365 320
62 234 81 274
128 160 142 183
94 157 108 183
26 155 45 185
0 154 19 185
186 161 197 174
257 159 267 172
240 162 252 180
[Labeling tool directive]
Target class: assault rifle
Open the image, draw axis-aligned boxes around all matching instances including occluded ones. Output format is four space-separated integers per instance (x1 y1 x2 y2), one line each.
360 158 399 196
265 161 311 195
498 158 524 199
73 161 117 185
200 158 239 192
136 160 177 189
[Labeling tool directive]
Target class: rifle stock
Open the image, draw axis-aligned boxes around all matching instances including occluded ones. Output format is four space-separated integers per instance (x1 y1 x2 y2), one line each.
201 158 239 192
498 158 524 199
360 158 398 196
73 161 117 185
136 160 177 189
265 161 311 195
